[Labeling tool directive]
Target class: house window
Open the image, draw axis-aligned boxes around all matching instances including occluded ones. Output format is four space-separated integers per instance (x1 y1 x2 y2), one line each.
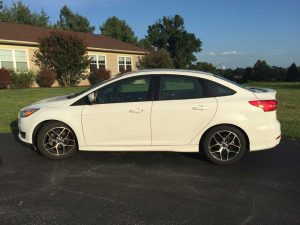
0 50 14 70
0 49 28 72
118 56 132 73
89 55 106 72
15 50 28 72
98 56 105 69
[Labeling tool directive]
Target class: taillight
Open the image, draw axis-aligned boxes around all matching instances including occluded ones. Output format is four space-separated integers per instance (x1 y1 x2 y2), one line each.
249 100 278 112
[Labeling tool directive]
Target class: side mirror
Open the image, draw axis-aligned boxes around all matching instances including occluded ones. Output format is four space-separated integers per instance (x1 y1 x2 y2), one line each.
88 93 96 104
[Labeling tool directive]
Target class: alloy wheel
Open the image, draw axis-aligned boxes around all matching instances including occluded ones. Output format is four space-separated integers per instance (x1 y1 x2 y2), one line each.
43 127 76 156
208 130 241 161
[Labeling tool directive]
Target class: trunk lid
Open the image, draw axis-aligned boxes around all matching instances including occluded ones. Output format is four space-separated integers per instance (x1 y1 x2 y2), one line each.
247 87 277 100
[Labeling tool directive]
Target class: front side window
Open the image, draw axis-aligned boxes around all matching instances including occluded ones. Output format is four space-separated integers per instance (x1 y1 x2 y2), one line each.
96 76 151 104
159 76 206 100
89 55 106 72
118 56 132 72
0 49 28 72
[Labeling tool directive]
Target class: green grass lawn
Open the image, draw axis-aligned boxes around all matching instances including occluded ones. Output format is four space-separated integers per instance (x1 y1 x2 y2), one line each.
0 82 299 139
0 87 85 133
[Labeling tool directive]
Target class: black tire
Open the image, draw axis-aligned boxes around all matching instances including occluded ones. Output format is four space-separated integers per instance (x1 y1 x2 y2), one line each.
201 125 247 165
36 121 78 159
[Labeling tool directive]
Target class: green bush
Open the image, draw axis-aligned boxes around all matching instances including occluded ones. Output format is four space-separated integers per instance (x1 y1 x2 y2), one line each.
36 68 56 87
11 71 36 88
88 68 111 85
34 32 90 87
0 68 12 89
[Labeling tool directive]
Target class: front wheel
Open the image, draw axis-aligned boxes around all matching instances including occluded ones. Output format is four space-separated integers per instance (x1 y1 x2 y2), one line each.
36 121 78 159
202 125 247 165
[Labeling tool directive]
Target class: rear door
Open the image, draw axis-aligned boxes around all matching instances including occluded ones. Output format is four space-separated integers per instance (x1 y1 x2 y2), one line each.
151 75 218 146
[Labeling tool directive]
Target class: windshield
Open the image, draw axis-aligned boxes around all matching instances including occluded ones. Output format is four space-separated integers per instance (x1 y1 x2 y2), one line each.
67 74 124 99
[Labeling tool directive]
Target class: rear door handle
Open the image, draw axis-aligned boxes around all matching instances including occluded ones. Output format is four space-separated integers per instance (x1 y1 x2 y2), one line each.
129 108 143 113
192 105 208 110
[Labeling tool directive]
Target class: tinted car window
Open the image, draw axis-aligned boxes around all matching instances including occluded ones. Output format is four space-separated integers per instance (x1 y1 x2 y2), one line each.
205 80 236 97
159 76 206 100
96 76 151 104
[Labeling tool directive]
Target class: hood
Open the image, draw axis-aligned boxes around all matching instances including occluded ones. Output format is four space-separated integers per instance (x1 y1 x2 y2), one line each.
29 94 72 108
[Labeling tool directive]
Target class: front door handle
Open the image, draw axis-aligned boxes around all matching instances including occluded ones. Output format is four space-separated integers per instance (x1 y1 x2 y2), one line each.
192 105 208 110
129 108 143 113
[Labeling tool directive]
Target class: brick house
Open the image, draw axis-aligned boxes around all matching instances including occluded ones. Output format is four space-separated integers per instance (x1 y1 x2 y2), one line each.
0 22 147 86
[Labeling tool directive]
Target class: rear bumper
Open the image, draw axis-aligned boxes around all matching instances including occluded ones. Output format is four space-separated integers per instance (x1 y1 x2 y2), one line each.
249 120 281 151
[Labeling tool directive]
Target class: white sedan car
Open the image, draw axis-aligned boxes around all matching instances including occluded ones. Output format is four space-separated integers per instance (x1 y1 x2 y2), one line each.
18 69 281 164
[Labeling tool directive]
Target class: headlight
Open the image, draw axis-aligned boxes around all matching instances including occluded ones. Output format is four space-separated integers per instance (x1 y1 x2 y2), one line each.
19 108 40 117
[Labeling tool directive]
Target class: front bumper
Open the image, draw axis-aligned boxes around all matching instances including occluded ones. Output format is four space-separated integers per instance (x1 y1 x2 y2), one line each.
18 116 34 144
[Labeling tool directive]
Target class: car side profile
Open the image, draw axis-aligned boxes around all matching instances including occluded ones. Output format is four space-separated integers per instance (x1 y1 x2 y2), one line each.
18 69 281 164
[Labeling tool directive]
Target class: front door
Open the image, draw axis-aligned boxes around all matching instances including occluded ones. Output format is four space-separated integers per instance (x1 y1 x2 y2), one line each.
82 76 153 146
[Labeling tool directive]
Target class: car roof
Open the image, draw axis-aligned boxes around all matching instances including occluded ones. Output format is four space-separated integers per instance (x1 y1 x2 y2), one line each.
120 69 214 77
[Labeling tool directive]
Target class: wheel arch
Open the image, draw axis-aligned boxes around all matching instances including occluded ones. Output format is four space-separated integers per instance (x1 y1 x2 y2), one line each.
199 123 250 151
32 120 79 148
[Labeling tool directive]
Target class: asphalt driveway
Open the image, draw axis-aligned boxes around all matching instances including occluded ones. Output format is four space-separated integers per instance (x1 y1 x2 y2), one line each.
0 134 299 225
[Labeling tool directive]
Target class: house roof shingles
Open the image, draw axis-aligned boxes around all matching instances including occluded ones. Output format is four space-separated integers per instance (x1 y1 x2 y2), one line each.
0 22 146 54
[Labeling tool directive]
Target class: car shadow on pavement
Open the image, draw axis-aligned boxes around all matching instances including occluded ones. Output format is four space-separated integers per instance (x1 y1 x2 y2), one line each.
180 152 210 163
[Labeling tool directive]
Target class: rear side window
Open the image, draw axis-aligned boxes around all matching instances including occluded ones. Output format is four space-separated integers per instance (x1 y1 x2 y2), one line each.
205 80 236 97
159 76 208 100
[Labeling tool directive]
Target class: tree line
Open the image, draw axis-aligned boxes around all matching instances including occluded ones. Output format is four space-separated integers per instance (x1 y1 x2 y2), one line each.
1 0 299 83
190 60 300 83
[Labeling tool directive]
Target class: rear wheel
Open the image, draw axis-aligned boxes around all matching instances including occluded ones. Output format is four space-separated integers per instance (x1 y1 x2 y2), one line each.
202 125 247 164
36 121 78 159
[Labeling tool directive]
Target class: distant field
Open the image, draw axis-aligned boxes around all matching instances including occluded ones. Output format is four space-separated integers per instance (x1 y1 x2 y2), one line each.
245 82 300 139
0 82 299 139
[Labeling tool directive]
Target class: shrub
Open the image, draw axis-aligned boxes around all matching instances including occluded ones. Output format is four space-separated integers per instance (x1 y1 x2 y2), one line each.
34 32 90 87
36 68 56 87
0 68 12 89
11 71 35 88
119 67 132 74
88 68 111 85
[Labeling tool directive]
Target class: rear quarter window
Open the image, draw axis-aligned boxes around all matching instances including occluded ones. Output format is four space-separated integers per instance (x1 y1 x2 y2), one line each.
205 80 236 97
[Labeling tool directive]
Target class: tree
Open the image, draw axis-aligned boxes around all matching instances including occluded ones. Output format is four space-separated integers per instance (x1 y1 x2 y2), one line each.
217 68 235 81
145 15 202 69
137 38 153 50
100 16 138 44
137 49 174 69
34 32 90 87
189 62 216 73
55 5 95 33
253 60 272 81
0 0 50 27
286 63 299 82
242 67 254 83
271 66 286 81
